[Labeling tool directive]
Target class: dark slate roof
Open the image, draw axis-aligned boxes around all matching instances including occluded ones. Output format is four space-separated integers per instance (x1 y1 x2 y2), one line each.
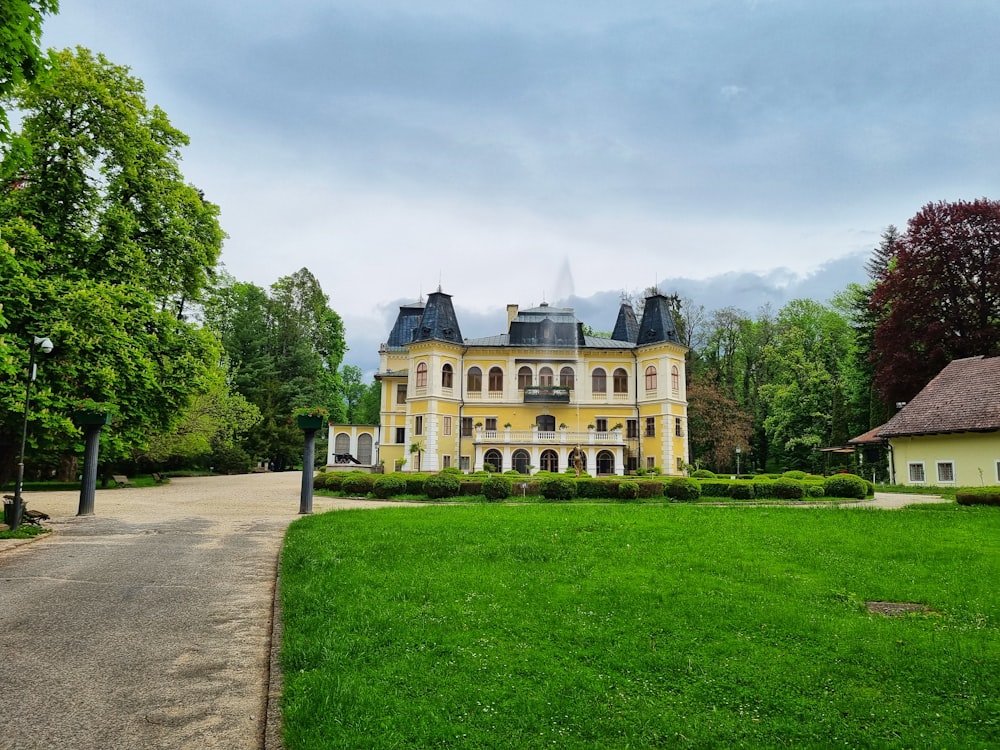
507 303 585 347
877 356 1000 437
412 290 463 344
385 300 425 347
635 294 681 345
611 302 640 343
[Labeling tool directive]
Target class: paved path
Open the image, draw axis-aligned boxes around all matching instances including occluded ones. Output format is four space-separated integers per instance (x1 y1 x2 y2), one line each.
0 480 946 749
0 472 409 750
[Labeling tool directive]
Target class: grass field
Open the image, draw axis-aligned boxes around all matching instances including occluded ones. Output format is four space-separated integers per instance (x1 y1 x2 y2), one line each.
280 503 1000 749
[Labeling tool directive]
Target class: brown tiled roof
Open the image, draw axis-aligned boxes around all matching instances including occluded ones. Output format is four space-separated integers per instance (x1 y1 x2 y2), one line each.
848 426 887 445
876 356 1000 437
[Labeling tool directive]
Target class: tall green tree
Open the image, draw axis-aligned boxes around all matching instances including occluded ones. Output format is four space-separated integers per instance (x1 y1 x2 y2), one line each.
0 48 225 482
0 0 58 133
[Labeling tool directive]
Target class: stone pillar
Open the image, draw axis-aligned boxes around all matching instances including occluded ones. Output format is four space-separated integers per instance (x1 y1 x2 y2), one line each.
77 424 102 516
299 427 317 514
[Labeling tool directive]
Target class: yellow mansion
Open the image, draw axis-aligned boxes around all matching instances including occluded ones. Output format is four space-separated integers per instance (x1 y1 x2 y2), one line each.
345 289 689 476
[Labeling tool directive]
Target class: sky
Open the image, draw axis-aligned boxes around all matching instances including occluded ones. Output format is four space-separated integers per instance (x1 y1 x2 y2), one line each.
40 1 1000 374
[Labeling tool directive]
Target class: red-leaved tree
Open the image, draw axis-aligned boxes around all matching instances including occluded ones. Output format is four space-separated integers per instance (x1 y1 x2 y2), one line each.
871 198 1000 406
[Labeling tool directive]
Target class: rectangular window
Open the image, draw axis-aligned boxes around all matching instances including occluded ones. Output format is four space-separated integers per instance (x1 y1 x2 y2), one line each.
414 416 423 435
460 456 471 471
485 417 498 432
396 384 407 405
596 418 608 433
646 456 655 469
627 419 638 439
645 417 656 437
908 462 925 483
395 427 405 444
996 460 1000 483
442 455 451 469
461 417 473 437
936 461 955 483
443 416 452 436
675 417 683 437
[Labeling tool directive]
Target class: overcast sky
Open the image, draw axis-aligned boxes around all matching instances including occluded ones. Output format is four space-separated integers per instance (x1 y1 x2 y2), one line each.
41 1 1000 373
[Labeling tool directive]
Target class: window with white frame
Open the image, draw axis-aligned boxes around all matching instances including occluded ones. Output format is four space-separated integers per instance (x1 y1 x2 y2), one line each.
467 366 482 392
671 365 680 392
415 361 428 387
443 416 452 436
645 365 657 391
414 415 423 435
592 368 607 393
538 366 554 386
460 456 470 471
442 364 453 388
442 455 451 469
517 366 533 390
908 462 925 483
936 461 955 483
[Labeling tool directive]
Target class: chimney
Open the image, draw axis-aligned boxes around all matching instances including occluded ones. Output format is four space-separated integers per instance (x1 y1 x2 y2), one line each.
506 304 519 328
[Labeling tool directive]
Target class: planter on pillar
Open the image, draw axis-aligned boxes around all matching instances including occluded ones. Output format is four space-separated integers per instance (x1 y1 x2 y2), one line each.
296 415 324 430
293 408 328 514
72 401 115 517
72 412 112 427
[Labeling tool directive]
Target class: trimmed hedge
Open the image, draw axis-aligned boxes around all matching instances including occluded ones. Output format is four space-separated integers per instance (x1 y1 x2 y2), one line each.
823 473 868 500
541 476 577 500
805 484 825 498
373 474 407 498
781 470 807 480
482 475 512 501
405 474 428 495
700 481 732 498
665 477 701 502
752 480 776 499
617 480 640 501
773 477 805 500
637 481 665 499
322 472 344 491
956 488 1000 506
425 473 461 499
459 481 483 496
342 473 374 496
691 469 716 479
731 482 753 500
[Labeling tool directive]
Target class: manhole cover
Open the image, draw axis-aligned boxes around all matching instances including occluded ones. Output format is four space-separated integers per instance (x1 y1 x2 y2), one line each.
866 601 935 616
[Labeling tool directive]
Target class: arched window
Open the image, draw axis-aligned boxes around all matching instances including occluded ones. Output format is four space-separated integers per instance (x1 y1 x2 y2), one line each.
540 449 559 473
645 365 657 390
512 449 531 474
538 366 554 386
484 449 503 473
442 363 453 388
415 361 428 387
613 368 628 394
488 367 504 392
560 367 575 389
596 450 615 476
334 432 350 455
518 366 533 389
357 434 373 464
592 368 607 393
671 365 680 392
467 366 482 392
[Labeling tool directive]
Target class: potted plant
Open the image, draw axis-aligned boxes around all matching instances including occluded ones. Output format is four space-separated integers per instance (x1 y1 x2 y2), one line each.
559 422 568 430
72 398 115 426
503 422 512 429
292 406 328 430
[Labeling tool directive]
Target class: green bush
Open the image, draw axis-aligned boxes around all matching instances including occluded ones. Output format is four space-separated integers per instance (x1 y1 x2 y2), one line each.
405 474 428 495
503 469 523 477
665 477 701 502
424 473 461 499
342 473 374 496
617 481 640 501
540 476 577 501
774 477 805 500
805 484 825 498
576 480 618 499
459 481 483 496
782 470 807 480
752 480 776 499
312 472 329 489
482 475 512 501
373 474 407 498
699 481 732 498
691 469 716 479
637 481 665 499
440 466 463 476
324 473 344 491
805 474 825 482
823 473 867 500
956 488 1000 506
731 482 753 500
210 444 251 474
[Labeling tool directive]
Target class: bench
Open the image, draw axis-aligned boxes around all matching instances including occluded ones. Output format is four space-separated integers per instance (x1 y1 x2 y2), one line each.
112 474 130 487
2 495 48 526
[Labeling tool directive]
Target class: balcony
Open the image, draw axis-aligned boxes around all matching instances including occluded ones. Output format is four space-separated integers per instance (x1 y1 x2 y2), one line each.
475 428 624 446
523 385 571 403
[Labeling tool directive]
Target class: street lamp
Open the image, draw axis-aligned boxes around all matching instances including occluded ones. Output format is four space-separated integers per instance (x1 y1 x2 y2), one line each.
735 446 742 476
10 336 54 531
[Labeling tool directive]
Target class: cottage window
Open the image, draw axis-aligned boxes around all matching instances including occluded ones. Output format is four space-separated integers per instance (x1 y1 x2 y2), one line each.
936 461 955 483
908 462 925 483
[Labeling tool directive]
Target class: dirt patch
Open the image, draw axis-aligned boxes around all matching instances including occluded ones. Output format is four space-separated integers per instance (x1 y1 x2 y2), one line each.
866 601 938 616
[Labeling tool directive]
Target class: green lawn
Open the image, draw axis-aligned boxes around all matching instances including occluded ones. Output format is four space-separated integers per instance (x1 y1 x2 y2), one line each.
280 504 1000 749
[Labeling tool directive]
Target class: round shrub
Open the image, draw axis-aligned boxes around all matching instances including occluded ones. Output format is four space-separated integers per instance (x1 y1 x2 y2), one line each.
210 444 251 474
324 472 344 491
576 480 615 499
730 482 753 500
805 484 825 498
373 474 407 498
956 488 1000 506
823 473 867 500
424 473 461 499
617 480 640 500
482 474 512 501
665 477 701 502
773 477 805 500
405 474 428 495
503 469 523 477
342 472 374 496
782 470 808 480
691 469 716 479
440 466 463 476
540 476 577 501
311 472 329 489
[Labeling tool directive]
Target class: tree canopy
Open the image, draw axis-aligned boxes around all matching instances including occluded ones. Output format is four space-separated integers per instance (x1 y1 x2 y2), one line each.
0 0 58 132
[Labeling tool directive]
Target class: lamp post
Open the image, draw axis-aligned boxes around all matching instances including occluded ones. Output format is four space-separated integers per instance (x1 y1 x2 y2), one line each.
10 336 54 531
735 446 742 477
